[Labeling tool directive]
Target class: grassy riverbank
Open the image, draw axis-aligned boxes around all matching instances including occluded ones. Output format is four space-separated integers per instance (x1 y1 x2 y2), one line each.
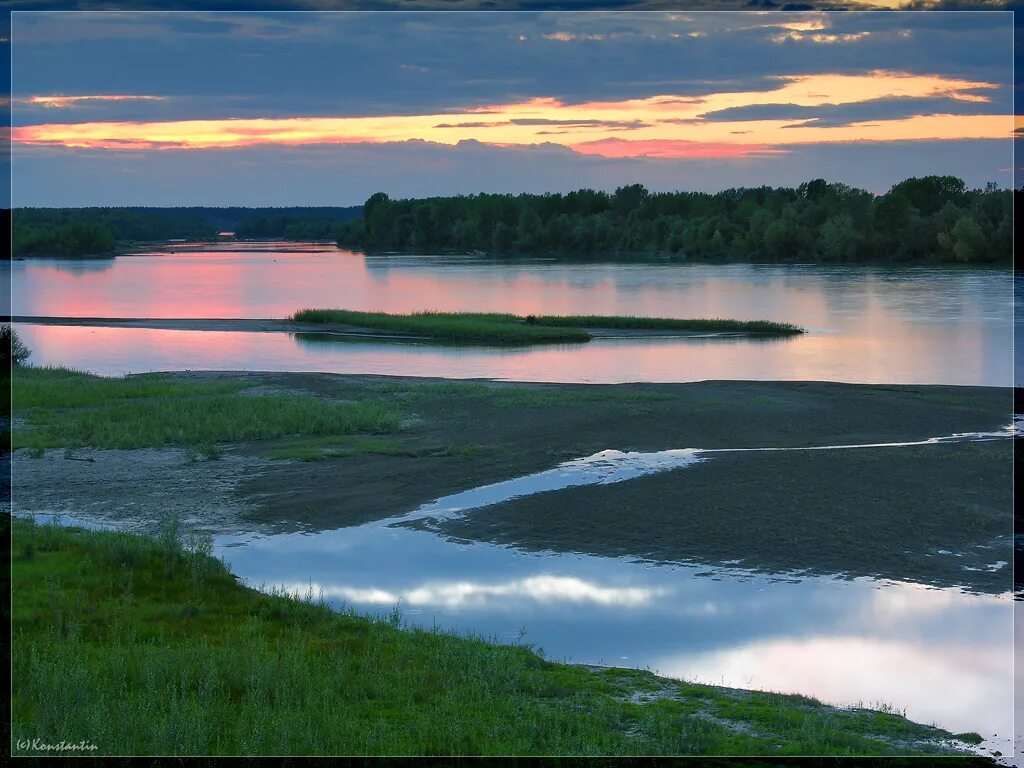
291 309 803 344
11 366 400 453
10 516 984 757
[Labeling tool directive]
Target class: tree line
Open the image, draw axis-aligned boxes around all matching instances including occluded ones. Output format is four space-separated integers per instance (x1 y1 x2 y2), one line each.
11 208 216 257
9 206 362 257
335 177 1012 264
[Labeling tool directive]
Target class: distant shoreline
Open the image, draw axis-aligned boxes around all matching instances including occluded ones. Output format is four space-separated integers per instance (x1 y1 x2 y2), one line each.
8 241 1013 268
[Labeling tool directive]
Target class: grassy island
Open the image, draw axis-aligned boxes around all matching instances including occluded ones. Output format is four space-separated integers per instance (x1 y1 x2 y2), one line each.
11 516 984 757
291 309 804 345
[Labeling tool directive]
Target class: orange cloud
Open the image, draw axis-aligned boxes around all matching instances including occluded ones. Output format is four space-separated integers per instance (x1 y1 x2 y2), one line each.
11 71 1010 158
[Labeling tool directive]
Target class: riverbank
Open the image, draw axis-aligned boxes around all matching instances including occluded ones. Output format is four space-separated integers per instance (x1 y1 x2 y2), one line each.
10 515 989 757
11 368 1012 593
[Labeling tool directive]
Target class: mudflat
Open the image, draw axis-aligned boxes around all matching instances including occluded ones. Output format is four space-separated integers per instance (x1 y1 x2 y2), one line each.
420 440 1011 593
13 371 1013 593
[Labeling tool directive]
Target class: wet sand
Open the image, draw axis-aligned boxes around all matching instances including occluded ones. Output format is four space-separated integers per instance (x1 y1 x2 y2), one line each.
419 441 1012 593
11 371 1014 593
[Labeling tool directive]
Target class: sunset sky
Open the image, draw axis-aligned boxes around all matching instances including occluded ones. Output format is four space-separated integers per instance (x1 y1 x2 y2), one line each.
8 10 1016 206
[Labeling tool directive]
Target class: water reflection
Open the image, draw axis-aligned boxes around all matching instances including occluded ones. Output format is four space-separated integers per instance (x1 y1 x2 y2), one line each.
216 520 1012 751
12 321 1012 386
6 249 1014 386
17 508 1012 756
14 257 116 275
289 575 671 609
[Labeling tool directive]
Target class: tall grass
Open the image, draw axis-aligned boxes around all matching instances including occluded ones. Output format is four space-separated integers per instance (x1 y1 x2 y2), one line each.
13 367 400 450
531 315 804 335
292 309 803 344
10 517 969 757
12 366 240 409
292 309 590 345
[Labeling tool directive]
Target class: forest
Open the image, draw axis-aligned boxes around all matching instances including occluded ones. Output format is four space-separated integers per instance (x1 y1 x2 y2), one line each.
335 177 1013 264
11 208 215 256
7 179 1012 263
9 206 361 257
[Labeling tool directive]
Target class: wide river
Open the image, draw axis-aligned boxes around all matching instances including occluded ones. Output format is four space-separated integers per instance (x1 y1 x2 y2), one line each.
5 242 1016 385
5 243 1017 760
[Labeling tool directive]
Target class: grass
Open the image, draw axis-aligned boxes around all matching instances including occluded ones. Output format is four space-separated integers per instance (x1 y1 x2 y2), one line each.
10 516 980 758
12 366 400 451
292 309 591 345
291 309 803 345
530 314 805 335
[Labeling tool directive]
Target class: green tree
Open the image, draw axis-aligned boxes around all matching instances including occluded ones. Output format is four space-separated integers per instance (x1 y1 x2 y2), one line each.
818 214 861 261
950 216 987 263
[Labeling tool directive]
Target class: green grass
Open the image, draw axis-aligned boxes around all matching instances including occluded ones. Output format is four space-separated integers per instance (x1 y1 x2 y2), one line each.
12 367 400 451
291 309 803 345
292 309 591 345
11 365 242 409
530 314 804 335
11 516 977 757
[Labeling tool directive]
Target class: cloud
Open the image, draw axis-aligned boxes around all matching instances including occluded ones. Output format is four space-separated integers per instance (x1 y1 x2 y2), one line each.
9 11 1013 118
10 137 1013 207
11 71 1009 155
20 94 167 108
6 9 1014 202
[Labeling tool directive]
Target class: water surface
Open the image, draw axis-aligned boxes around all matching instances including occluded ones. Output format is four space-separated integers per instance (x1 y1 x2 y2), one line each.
9 245 1014 385
7 244 1015 758
20 508 1012 759
219 522 1012 757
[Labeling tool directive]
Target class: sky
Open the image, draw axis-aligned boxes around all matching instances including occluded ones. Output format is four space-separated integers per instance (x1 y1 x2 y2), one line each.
7 9 1017 207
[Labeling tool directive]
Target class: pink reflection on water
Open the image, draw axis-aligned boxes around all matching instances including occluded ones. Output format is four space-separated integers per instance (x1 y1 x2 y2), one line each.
12 322 1004 386
9 248 1013 385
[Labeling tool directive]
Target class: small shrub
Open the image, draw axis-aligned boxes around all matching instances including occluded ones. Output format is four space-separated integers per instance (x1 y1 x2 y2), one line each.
199 443 223 460
2 324 31 367
955 732 984 745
